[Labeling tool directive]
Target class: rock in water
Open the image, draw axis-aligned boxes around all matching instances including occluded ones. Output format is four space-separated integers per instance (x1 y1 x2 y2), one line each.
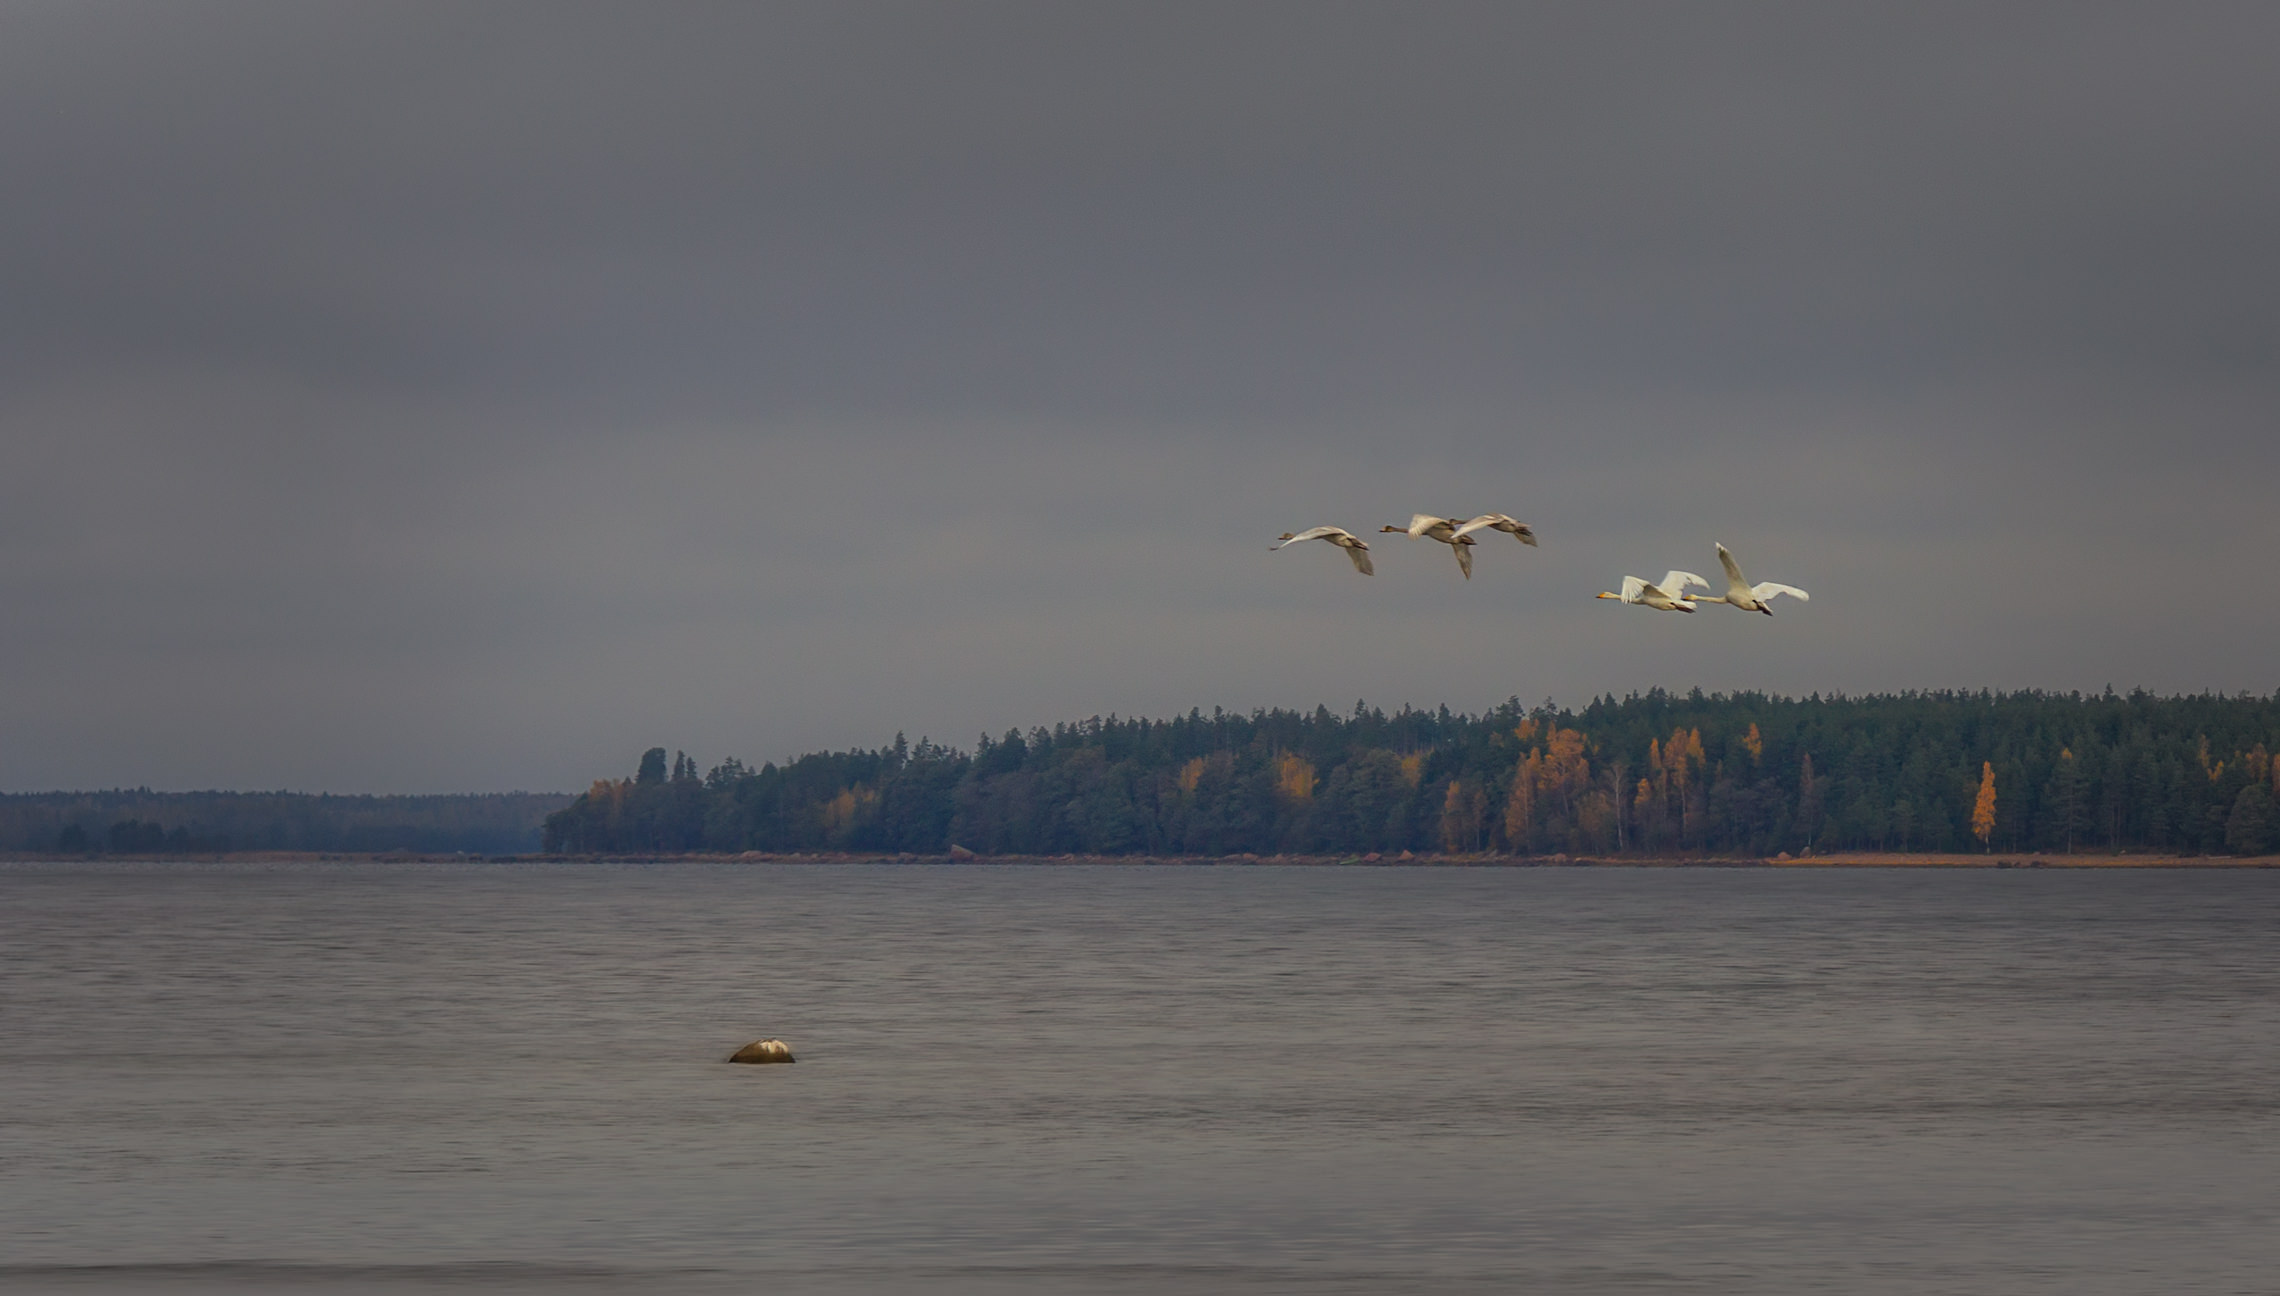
727 1038 796 1064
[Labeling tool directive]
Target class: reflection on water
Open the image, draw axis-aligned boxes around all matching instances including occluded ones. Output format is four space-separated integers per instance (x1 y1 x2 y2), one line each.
3 862 2276 1294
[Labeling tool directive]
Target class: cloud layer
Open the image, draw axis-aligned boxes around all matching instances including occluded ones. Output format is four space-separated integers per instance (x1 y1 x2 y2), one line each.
4 2 2276 791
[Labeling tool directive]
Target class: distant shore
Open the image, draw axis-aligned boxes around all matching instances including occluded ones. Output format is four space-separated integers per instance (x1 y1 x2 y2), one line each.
8 849 2276 868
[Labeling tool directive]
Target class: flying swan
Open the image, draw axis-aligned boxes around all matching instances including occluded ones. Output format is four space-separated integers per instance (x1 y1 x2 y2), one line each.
1596 571 1706 612
1380 514 1478 579
1685 543 1809 615
1273 526 1375 575
1451 513 1539 547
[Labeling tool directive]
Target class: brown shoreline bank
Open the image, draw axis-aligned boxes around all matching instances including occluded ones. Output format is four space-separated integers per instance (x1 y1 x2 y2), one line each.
11 849 2277 868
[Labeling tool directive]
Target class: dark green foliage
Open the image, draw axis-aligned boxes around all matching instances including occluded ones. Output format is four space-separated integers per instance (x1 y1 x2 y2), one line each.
542 690 2280 857
2228 784 2273 855
104 818 228 854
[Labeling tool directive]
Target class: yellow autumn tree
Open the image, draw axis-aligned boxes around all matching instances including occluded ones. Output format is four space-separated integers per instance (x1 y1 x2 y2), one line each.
1971 761 1997 849
1501 727 1590 852
822 785 877 834
1502 757 1537 849
1681 728 1706 842
1177 756 1207 794
1274 754 1316 802
1670 727 1705 782
1440 779 1480 853
1538 728 1591 817
1397 753 1427 789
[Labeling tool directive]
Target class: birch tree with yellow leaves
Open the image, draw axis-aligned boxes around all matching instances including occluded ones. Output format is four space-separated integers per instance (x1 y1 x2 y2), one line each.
1972 762 1998 849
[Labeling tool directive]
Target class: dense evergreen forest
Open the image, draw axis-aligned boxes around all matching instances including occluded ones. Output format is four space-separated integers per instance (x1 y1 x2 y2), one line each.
544 691 2280 858
2 791 570 856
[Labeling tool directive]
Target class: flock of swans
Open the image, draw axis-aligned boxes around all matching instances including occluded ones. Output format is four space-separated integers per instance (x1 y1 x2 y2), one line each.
1272 513 1534 580
1272 517 1810 615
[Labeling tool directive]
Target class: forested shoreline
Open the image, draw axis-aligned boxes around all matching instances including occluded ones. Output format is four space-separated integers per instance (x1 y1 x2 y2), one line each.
543 691 2280 859
1 791 569 857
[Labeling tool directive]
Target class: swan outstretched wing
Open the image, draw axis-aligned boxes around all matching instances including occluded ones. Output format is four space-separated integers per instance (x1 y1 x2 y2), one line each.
1714 543 1753 598
1406 513 1453 538
1274 526 1371 574
1452 513 1539 546
1661 571 1706 597
1752 581 1809 603
1619 575 1647 603
1454 541 1473 579
1272 526 1344 549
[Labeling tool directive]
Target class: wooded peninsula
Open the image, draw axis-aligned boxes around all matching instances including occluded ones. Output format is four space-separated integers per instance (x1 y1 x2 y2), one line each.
543 690 2280 860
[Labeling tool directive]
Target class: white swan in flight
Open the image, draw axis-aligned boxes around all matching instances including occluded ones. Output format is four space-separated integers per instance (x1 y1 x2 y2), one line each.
1596 571 1705 612
1380 514 1478 579
1273 526 1374 575
1451 513 1538 547
1685 543 1808 615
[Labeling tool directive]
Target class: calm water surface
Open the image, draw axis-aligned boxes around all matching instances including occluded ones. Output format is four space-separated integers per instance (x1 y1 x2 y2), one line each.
2 862 2275 1295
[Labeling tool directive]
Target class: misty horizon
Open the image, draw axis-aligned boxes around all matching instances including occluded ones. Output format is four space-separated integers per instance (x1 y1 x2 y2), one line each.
9 683 2279 798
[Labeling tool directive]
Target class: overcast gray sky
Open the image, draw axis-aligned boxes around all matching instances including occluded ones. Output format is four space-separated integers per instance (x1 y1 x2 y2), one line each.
3 1 2276 793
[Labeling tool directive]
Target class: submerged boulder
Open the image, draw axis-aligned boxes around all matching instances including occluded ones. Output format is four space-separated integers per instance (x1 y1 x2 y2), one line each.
727 1038 796 1064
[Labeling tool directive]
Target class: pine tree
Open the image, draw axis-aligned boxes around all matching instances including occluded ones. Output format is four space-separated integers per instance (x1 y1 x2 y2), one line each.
1796 753 1823 853
2045 747 2083 853
2226 784 2272 856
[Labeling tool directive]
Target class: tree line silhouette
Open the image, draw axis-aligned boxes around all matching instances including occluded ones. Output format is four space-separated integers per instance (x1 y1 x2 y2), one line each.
4 791 569 856
543 690 2280 858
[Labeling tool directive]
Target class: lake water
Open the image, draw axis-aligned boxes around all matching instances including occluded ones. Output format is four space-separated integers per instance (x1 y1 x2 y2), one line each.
3 862 2276 1295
